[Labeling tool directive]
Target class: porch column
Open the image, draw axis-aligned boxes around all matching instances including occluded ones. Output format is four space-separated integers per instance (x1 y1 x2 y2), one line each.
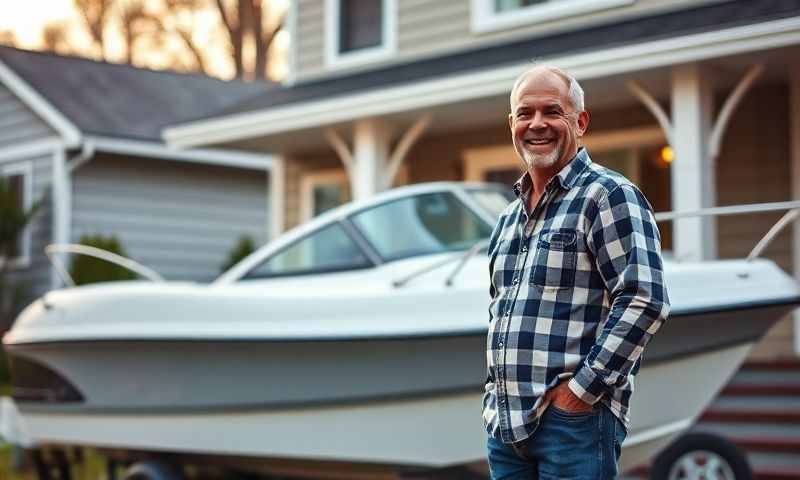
791 66 800 354
51 148 71 289
351 118 392 201
269 155 286 239
671 64 716 261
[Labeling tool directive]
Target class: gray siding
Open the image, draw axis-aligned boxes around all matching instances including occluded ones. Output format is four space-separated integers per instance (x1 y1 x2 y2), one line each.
0 83 56 147
296 0 325 77
71 155 269 282
4 152 54 325
294 0 719 80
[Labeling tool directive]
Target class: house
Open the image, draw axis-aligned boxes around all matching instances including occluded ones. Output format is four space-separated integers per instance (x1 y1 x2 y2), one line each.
164 0 800 359
0 46 275 328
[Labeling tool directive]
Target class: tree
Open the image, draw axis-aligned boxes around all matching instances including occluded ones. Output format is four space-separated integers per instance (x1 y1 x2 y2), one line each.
0 30 17 47
75 0 113 59
42 22 75 55
41 0 286 81
0 178 41 331
211 0 285 80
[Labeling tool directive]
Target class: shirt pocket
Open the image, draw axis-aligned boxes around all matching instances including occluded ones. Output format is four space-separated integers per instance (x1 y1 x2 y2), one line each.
529 229 578 290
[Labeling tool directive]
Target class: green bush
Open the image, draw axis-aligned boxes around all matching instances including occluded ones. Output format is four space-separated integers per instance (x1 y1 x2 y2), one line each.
69 235 138 286
220 235 256 273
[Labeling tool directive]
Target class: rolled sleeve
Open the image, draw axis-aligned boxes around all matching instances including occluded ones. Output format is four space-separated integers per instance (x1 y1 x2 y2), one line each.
569 184 670 404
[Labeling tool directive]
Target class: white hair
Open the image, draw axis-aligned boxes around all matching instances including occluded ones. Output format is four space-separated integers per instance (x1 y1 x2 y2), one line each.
509 65 585 112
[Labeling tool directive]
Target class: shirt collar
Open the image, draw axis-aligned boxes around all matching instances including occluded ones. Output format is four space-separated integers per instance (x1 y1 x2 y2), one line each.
512 148 591 198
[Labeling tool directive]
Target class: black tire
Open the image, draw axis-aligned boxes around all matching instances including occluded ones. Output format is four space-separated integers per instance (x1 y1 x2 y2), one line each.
649 432 752 480
123 460 185 480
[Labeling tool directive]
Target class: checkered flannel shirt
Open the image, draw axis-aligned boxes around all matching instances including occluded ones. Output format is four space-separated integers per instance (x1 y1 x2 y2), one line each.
482 148 670 444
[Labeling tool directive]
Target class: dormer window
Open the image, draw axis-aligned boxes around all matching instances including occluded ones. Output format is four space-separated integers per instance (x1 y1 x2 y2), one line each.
326 0 396 68
472 0 635 34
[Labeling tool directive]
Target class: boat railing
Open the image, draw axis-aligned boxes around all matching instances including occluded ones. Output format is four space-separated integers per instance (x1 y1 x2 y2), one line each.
652 200 800 261
398 200 800 288
44 244 165 287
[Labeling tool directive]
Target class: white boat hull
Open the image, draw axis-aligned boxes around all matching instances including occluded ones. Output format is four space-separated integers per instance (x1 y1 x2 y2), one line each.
10 343 752 474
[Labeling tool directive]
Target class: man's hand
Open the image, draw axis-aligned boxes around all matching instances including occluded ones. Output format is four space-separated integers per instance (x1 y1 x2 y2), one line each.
546 381 594 413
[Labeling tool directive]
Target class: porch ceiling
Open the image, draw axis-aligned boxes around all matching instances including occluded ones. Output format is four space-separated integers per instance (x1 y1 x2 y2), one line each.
221 44 800 157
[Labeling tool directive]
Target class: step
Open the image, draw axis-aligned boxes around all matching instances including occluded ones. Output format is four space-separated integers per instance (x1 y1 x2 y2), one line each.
728 370 800 386
701 409 800 423
710 395 800 410
691 422 800 446
742 361 800 372
722 384 800 396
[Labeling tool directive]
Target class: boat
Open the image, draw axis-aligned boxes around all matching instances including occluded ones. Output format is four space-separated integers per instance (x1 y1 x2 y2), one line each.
2 182 799 479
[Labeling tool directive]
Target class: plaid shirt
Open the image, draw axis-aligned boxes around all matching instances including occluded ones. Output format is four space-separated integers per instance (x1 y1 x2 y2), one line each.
482 148 670 444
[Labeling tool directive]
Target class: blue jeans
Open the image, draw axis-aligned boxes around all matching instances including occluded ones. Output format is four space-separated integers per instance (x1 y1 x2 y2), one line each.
487 404 626 479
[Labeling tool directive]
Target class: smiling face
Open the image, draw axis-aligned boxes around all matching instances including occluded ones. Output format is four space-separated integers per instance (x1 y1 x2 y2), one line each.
509 69 589 172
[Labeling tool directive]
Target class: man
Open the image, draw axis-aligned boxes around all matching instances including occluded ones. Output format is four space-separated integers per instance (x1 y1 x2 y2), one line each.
483 65 670 479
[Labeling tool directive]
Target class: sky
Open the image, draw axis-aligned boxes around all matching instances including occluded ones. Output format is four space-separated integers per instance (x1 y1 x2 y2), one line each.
0 0 290 80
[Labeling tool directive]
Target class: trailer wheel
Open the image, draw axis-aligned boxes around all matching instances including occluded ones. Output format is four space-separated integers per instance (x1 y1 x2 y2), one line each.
122 460 185 480
649 432 751 480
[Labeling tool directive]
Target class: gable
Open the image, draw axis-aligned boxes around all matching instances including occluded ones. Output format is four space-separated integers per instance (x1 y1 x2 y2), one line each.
0 82 58 149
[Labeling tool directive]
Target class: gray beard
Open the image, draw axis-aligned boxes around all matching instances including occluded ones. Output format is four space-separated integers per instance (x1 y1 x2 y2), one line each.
524 148 560 169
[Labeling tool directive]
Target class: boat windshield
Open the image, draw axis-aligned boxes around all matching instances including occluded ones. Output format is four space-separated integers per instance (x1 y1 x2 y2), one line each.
350 191 494 261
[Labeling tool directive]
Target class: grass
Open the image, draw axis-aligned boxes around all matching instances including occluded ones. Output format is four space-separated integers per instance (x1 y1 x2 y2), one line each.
0 445 34 480
0 445 108 480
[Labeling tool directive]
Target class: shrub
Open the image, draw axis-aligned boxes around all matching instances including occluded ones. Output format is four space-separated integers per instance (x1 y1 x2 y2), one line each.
221 235 256 273
69 234 138 286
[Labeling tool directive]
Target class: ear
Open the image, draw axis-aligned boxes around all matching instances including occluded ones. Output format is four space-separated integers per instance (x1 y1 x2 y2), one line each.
508 113 514 131
575 110 590 137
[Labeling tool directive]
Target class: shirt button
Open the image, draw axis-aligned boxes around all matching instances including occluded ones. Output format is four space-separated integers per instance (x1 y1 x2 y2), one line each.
498 341 504 348
512 277 519 285
522 246 528 252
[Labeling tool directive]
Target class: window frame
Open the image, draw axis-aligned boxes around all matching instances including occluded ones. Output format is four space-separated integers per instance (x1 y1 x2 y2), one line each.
0 161 33 270
462 125 665 183
470 0 635 34
300 166 409 223
240 220 377 280
325 0 397 69
300 169 350 223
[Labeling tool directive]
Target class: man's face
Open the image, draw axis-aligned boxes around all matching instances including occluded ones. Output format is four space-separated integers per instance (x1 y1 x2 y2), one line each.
508 71 589 171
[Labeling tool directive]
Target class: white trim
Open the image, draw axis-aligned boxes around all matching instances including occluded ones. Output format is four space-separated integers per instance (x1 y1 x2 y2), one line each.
0 60 81 147
285 0 300 86
324 0 397 70
165 16 800 149
470 0 635 34
87 136 273 170
0 138 61 163
0 160 33 270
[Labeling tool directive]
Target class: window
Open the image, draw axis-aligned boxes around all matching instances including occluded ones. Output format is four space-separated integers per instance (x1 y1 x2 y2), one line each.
326 0 396 68
350 192 493 261
300 170 351 222
242 223 371 279
0 162 33 268
471 0 635 34
300 167 408 222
